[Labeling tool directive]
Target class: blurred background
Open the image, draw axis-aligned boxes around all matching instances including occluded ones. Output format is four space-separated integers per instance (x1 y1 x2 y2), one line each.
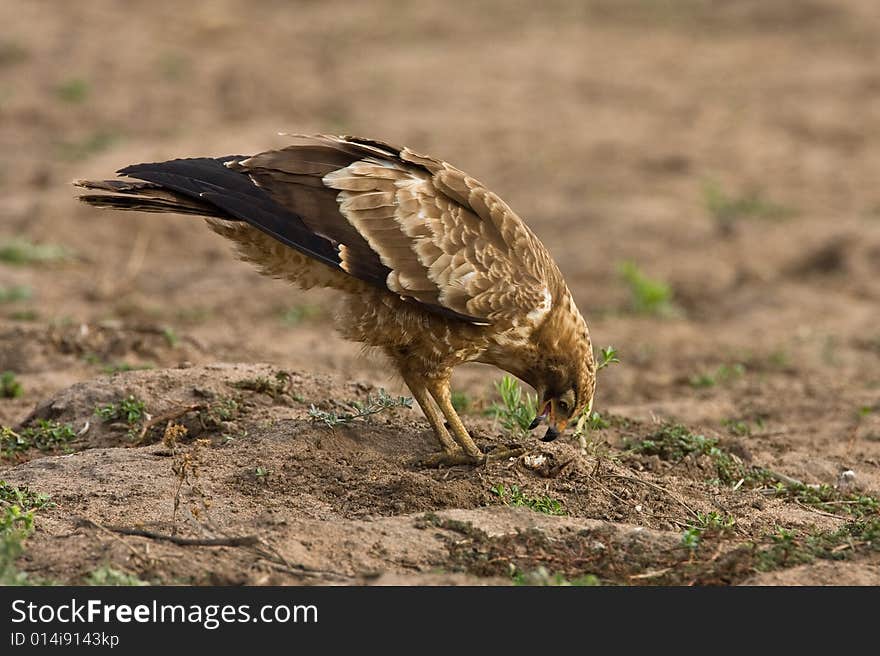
1 0 879 481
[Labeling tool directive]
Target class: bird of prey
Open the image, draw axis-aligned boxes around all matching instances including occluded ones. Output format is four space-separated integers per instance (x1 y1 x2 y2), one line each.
76 134 596 465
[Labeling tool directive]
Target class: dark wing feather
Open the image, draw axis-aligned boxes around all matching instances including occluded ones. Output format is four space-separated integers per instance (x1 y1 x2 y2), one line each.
118 157 344 271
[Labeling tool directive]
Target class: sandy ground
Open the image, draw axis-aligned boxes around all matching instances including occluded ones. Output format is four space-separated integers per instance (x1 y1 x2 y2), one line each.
1 0 879 585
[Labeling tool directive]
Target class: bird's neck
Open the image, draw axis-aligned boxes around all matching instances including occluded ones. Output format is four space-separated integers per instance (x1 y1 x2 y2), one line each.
485 288 593 393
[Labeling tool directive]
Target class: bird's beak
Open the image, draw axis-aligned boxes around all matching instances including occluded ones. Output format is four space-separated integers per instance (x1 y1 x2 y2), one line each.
536 399 568 442
541 417 568 442
529 401 551 430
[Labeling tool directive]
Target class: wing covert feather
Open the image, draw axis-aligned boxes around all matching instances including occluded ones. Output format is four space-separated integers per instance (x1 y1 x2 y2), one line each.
233 135 557 327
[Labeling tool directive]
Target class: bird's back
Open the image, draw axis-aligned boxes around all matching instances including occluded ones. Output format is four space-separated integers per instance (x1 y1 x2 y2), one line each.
77 134 564 333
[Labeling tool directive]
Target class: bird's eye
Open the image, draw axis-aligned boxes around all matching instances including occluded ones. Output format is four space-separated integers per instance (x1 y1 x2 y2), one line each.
558 399 570 413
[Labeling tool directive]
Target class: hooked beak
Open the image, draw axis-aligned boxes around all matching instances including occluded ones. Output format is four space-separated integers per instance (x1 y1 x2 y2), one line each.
529 401 551 430
541 417 569 442
530 400 568 442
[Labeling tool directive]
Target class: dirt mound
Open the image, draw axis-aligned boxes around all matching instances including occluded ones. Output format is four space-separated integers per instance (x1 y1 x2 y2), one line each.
2 365 877 585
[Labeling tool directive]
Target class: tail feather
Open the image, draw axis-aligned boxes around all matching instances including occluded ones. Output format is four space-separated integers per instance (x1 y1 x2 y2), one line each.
76 156 342 270
75 178 224 216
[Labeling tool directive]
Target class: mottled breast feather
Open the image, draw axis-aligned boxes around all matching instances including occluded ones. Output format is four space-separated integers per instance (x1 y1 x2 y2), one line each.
227 135 560 328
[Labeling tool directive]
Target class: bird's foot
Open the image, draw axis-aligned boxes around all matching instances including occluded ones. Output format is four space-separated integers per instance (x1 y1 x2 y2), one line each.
417 446 525 468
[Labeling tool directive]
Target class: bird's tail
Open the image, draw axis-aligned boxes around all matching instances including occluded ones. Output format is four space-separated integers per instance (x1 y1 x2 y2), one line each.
75 156 342 270
74 177 227 217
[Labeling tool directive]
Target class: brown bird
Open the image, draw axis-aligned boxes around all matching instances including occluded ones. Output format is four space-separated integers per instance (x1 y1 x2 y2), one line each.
76 134 596 465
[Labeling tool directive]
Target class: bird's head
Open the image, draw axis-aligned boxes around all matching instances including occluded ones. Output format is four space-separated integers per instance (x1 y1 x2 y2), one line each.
524 286 596 441
529 353 596 442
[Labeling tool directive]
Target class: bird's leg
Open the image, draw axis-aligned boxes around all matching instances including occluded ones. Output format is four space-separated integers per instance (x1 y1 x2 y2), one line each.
426 377 484 459
400 372 461 456
419 377 527 467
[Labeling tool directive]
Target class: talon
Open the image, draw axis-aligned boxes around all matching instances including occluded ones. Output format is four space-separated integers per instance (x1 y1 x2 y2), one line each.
417 447 525 468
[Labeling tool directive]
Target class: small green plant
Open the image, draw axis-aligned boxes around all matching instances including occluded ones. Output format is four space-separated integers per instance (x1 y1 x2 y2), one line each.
681 527 701 549
585 411 610 430
1 420 77 457
0 482 50 583
688 363 745 388
255 466 270 479
162 327 179 348
231 371 291 400
0 481 53 511
693 511 736 531
308 389 413 428
751 521 880 573
627 424 744 484
8 310 38 321
703 180 792 233
451 390 471 414
0 239 70 265
617 261 676 316
681 511 735 549
767 350 790 369
747 469 880 519
0 504 35 585
0 285 31 303
596 346 620 371
490 484 565 516
54 78 90 104
96 395 147 425
189 397 241 435
721 417 762 437
490 376 537 438
1 371 23 399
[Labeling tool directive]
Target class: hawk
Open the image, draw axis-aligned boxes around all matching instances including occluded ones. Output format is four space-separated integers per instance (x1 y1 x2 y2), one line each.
76 135 596 465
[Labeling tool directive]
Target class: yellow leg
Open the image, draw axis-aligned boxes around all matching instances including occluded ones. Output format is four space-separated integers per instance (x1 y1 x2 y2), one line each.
426 379 483 459
401 372 461 456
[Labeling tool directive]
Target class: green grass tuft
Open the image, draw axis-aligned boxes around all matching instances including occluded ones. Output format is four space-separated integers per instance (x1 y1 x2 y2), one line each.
1 372 23 399
627 423 744 484
0 482 51 585
617 261 676 316
0 286 31 303
1 420 77 457
54 78 90 104
0 239 70 265
489 376 537 438
96 395 147 425
451 390 471 414
0 481 53 511
490 484 565 515
308 389 412 428
0 504 34 584
688 363 745 388
703 180 793 232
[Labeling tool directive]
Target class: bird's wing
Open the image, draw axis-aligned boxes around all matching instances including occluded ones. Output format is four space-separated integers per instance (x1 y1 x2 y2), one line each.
229 135 556 326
